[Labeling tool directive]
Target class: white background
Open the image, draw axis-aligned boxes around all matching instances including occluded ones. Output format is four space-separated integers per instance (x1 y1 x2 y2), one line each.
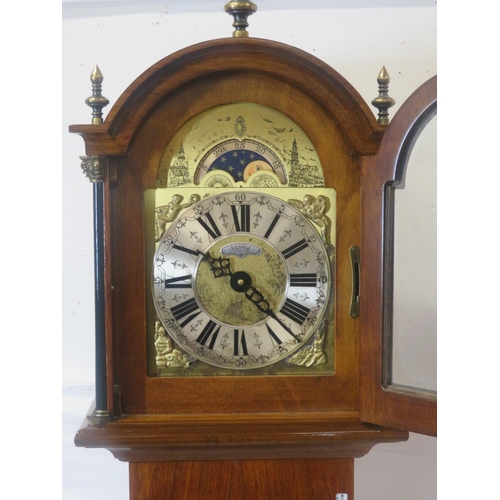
5 1 498 499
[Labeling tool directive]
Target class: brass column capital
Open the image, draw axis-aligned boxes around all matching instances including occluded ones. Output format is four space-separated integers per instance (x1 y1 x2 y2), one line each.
80 155 107 183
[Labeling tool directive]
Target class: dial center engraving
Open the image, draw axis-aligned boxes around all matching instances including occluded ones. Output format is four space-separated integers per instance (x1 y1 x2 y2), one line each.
194 234 287 327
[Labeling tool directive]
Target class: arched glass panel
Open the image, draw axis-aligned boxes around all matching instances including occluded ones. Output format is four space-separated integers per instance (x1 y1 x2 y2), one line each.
384 112 437 394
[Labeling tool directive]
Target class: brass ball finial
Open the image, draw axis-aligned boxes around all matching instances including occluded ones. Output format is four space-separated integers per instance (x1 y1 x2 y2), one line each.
224 1 258 38
85 65 109 125
371 66 396 126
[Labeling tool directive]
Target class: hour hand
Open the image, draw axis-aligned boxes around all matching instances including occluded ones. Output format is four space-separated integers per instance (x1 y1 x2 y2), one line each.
199 251 233 278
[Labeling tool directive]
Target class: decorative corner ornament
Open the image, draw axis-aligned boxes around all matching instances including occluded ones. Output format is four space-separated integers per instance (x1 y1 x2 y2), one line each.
287 320 327 367
155 193 202 242
287 195 331 244
80 155 107 183
155 321 192 368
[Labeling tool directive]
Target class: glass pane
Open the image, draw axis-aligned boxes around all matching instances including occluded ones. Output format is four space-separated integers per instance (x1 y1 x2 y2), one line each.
392 115 437 392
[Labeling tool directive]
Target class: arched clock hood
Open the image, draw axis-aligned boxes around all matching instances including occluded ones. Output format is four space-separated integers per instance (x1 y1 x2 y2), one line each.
70 37 385 159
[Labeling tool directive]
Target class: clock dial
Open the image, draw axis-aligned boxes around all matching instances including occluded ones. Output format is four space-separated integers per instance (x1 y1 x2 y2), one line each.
152 191 332 370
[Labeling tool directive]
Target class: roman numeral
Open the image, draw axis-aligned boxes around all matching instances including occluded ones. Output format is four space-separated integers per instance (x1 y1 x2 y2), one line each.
289 273 317 287
280 298 311 325
197 212 221 240
196 320 220 349
264 213 280 239
231 204 250 232
266 324 283 346
172 244 200 256
179 311 201 328
234 330 248 356
171 297 200 323
164 274 192 288
282 239 309 259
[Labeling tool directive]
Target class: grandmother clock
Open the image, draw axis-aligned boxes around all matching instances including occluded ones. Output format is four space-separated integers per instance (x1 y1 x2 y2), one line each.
71 3 436 499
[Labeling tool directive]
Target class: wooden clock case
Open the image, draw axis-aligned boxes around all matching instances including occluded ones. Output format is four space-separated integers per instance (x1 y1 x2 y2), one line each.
70 36 436 500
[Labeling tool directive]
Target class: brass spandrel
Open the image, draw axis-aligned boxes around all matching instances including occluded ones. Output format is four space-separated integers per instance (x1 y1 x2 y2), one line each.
287 320 328 367
155 321 193 369
155 194 202 242
287 195 332 244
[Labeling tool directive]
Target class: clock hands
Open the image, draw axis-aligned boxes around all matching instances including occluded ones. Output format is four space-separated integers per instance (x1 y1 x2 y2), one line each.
200 251 301 342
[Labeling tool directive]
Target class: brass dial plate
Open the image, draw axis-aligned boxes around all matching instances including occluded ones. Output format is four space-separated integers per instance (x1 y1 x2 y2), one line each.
151 190 334 371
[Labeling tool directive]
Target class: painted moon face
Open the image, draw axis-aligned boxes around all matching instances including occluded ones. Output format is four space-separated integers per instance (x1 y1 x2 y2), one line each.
243 160 273 182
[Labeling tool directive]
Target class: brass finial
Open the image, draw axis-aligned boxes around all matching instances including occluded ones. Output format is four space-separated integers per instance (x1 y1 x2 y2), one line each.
224 1 258 38
371 66 396 126
85 65 109 125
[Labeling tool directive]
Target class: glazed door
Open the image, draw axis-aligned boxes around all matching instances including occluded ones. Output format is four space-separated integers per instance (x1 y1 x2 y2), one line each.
360 76 437 436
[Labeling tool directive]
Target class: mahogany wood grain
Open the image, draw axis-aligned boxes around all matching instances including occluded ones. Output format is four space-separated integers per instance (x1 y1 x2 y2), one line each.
75 408 407 462
69 38 384 157
129 459 353 500
360 75 437 436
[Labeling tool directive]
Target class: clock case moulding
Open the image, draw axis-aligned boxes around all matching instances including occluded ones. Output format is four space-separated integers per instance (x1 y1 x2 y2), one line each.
70 36 417 462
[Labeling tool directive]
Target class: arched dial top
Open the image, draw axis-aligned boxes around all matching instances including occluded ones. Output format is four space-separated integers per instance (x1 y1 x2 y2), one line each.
152 191 333 370
157 103 324 189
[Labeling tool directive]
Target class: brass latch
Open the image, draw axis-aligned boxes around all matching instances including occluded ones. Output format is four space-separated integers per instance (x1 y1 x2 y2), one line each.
349 246 360 318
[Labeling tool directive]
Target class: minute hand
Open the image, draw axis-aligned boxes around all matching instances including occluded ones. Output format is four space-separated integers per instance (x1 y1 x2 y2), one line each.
243 285 302 343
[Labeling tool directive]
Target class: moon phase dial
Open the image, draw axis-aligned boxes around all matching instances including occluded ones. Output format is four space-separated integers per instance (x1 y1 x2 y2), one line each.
194 139 287 186
152 191 332 370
